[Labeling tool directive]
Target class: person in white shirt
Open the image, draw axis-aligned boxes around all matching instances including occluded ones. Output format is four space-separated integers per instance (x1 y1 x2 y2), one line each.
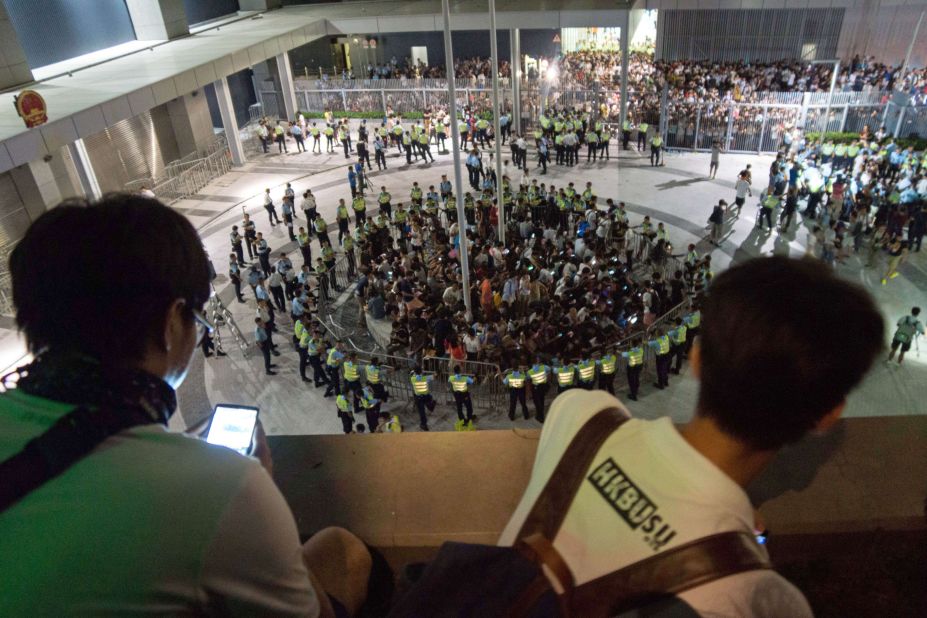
734 174 752 215
499 256 884 616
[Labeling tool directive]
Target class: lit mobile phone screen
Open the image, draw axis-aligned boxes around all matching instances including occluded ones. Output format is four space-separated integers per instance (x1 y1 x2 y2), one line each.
206 404 259 455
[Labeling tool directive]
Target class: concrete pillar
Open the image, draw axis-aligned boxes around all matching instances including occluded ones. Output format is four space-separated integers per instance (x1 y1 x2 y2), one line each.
165 91 216 158
239 0 282 10
9 150 82 218
125 0 189 41
511 29 521 134
275 52 298 121
68 140 103 201
0 2 33 89
215 77 246 166
619 10 630 130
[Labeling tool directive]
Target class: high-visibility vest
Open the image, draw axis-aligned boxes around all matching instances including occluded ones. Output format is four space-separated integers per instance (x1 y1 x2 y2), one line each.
685 311 701 329
343 361 359 381
392 125 403 135
528 366 548 385
834 144 847 156
821 144 835 156
352 197 365 212
327 348 341 367
577 360 596 382
654 335 671 355
506 372 526 388
449 375 470 392
360 390 377 409
411 187 422 199
651 136 663 147
384 415 402 432
306 338 319 355
294 320 304 339
459 122 468 133
379 192 391 204
555 366 574 386
627 348 644 367
365 365 380 383
411 374 430 395
314 218 327 233
600 355 617 374
623 121 630 130
672 325 688 345
299 329 311 349
337 205 349 220
336 395 351 413
639 122 649 133
847 145 860 157
402 135 411 146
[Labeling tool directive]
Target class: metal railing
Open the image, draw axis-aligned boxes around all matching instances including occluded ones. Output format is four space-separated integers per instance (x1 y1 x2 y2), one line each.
422 355 505 413
286 80 927 153
124 135 232 204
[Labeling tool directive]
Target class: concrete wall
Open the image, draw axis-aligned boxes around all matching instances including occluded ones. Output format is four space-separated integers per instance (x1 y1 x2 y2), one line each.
270 416 927 556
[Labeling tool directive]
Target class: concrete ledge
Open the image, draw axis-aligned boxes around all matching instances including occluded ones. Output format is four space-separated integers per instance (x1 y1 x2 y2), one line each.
270 416 927 552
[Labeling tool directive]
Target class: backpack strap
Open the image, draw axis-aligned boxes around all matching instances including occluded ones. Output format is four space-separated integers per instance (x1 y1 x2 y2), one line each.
0 403 156 513
571 531 772 616
516 406 629 540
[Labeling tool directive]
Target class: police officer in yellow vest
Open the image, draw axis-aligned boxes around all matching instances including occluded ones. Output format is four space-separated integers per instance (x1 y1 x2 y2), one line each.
342 352 363 410
377 187 392 219
365 357 389 402
376 411 402 433
683 305 701 355
358 385 381 434
410 366 436 431
323 341 345 398
448 365 476 430
305 331 329 388
648 328 672 389
351 195 366 226
667 317 688 375
596 351 618 394
637 121 649 151
576 357 597 390
650 133 663 167
295 315 311 383
553 358 576 394
527 358 550 422
622 119 632 150
621 340 644 401
335 394 354 434
502 367 530 420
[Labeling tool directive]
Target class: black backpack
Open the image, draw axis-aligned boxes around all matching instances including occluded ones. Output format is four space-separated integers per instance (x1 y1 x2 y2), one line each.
389 407 771 617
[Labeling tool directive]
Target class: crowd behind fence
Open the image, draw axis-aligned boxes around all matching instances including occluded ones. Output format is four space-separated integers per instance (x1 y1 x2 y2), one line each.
282 79 927 154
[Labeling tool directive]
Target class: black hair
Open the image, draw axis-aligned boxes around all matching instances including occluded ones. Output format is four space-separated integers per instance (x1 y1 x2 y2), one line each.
11 195 210 364
698 257 883 450
913 307 921 316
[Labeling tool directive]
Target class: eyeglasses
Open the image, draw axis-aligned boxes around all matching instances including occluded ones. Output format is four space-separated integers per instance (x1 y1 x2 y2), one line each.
189 307 215 343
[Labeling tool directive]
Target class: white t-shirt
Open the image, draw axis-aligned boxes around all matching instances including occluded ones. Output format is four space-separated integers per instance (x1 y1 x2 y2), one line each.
498 390 812 618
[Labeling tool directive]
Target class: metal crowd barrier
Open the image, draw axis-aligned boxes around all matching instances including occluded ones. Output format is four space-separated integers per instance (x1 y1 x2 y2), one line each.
422 355 505 413
125 135 232 204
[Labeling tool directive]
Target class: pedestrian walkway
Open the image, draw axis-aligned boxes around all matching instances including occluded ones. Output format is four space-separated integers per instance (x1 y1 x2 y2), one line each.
8 140 927 433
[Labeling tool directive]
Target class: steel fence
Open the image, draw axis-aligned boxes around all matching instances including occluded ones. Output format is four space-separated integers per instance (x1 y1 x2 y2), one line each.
125 135 231 204
291 82 927 153
422 355 505 412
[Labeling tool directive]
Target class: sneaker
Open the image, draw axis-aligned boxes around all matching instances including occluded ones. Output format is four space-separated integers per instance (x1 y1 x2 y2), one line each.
420 424 430 432
454 419 465 432
890 272 899 279
217 351 227 357
466 419 476 431
266 370 277 375
508 411 515 421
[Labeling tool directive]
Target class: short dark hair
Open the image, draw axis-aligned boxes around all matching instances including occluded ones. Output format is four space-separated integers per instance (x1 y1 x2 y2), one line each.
11 195 210 364
698 257 883 450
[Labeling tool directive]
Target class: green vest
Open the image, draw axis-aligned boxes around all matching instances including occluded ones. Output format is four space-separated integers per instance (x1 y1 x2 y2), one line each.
651 136 663 147
365 365 380 383
379 192 391 204
600 354 617 374
654 335 671 355
336 394 351 413
343 361 359 382
555 366 575 386
449 374 470 392
577 360 596 382
411 374 430 395
528 366 548 385
638 122 649 133
352 197 365 212
505 371 526 388
672 325 687 345
627 348 643 367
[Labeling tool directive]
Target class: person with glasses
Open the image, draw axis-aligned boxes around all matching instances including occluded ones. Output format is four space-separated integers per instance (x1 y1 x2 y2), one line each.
0 194 374 616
